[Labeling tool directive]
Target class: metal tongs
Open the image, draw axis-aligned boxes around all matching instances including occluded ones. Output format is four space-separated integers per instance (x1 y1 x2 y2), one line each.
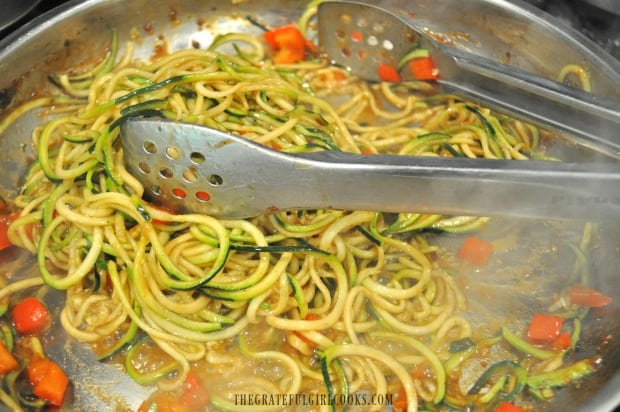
318 1 620 159
119 2 620 221
120 119 620 221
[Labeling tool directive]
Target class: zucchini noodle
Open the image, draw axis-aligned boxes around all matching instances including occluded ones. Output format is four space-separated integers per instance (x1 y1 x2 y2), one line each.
0 12 603 412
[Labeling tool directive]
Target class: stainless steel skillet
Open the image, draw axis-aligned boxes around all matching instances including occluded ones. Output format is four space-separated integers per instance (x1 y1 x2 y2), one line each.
1 0 620 411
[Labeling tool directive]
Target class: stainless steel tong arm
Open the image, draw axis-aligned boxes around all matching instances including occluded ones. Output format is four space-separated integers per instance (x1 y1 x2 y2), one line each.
121 119 620 220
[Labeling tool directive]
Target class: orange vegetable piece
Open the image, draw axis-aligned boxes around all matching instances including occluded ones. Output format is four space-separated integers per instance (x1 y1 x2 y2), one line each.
392 386 407 412
457 237 493 266
527 313 563 341
178 370 209 408
27 356 69 406
0 339 18 375
377 63 402 82
27 355 50 385
409 56 439 80
350 31 363 42
391 367 427 412
568 284 612 307
551 331 572 350
264 24 307 64
12 296 50 335
495 401 525 412
12 297 49 333
0 211 18 251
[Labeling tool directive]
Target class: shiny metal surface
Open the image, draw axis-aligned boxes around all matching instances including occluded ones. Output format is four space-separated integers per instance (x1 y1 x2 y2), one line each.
0 0 619 411
319 1 620 158
122 118 620 220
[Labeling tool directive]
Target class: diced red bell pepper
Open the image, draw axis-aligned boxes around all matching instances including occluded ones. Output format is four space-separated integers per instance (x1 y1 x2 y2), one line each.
0 339 18 375
264 24 308 64
12 296 50 335
27 356 69 406
392 386 407 412
178 370 209 408
377 63 402 82
457 237 493 266
409 56 439 80
551 331 572 350
568 284 612 307
527 313 563 341
0 211 18 251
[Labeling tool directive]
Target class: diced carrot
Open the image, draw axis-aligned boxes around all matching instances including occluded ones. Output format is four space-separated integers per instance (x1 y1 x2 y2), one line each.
551 331 572 350
457 237 493 266
0 339 18 375
12 297 50 335
568 284 612 308
527 313 563 341
495 401 525 412
264 24 308 64
409 56 439 80
377 63 402 83
28 357 69 406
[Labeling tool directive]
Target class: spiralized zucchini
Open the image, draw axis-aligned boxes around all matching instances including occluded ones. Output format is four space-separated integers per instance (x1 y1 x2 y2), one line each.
0 10 602 412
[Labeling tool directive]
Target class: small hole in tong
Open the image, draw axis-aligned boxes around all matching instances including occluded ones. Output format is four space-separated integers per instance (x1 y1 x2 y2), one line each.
151 185 162 196
340 13 352 24
356 17 368 28
190 151 206 164
367 35 378 46
351 31 363 42
207 174 223 186
372 23 384 34
143 141 157 154
166 146 182 159
342 47 352 57
335 28 345 39
183 167 198 182
357 49 367 60
172 188 187 199
196 191 211 202
382 40 394 51
159 167 174 179
138 162 151 174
